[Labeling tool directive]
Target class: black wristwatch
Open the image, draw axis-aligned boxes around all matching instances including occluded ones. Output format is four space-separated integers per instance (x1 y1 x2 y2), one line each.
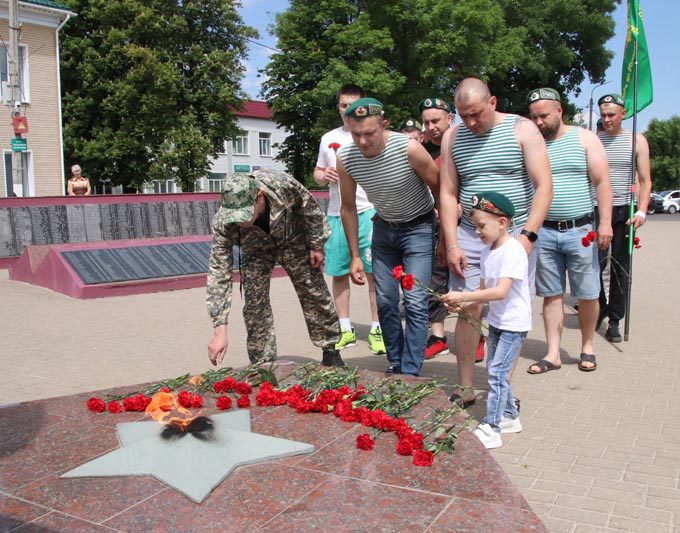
520 229 538 243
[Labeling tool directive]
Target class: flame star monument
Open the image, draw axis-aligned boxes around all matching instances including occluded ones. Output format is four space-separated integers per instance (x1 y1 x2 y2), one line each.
61 410 314 503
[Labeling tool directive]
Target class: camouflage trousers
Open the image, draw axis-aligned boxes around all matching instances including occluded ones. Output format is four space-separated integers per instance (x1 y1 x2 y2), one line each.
240 231 340 364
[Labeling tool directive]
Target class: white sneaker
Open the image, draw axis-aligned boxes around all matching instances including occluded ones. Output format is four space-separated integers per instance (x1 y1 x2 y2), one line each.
500 415 522 434
474 423 502 449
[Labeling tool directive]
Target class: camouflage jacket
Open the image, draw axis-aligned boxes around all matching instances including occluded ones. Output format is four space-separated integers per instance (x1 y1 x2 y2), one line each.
206 169 329 327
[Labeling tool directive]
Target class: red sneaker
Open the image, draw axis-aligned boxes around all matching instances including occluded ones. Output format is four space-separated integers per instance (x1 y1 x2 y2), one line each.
425 335 449 359
475 337 485 363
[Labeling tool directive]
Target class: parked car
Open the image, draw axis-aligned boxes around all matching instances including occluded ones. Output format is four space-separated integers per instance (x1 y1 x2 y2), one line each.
658 190 680 214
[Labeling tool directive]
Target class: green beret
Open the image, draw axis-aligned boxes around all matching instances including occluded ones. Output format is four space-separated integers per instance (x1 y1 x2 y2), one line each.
220 174 260 224
399 118 422 131
344 97 384 118
598 93 625 107
471 191 515 218
527 87 561 105
417 97 451 114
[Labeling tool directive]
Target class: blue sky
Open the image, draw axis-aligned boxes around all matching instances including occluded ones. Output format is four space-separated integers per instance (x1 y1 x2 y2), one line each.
239 1 678 132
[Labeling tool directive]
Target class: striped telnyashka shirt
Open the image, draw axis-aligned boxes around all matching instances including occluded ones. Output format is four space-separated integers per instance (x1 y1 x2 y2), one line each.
338 132 434 223
453 115 534 229
597 130 635 207
545 126 593 221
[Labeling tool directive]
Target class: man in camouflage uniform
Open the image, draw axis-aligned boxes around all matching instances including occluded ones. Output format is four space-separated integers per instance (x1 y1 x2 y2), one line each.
206 170 343 367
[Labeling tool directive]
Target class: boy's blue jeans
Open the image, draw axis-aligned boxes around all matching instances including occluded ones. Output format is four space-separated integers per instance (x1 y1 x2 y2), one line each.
484 325 527 432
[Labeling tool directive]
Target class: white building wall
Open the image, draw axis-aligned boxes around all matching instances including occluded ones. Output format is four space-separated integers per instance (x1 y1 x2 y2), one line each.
210 115 288 177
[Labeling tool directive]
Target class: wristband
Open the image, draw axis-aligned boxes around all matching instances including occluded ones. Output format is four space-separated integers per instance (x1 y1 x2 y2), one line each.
634 210 646 220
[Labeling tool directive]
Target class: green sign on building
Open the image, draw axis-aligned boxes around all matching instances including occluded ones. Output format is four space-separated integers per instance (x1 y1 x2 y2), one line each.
233 164 251 173
11 138 27 152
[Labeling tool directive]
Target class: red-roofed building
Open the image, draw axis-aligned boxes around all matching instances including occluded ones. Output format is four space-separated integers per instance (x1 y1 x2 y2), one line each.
205 99 288 190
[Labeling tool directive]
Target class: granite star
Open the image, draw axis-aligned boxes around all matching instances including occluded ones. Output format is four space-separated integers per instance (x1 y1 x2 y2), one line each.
61 410 314 503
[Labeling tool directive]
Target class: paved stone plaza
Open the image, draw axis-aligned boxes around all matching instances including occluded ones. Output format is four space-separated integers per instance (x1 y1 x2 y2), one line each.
1 216 679 531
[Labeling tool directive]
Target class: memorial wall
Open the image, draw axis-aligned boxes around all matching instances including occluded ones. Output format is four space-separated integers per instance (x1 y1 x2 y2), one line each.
0 192 329 260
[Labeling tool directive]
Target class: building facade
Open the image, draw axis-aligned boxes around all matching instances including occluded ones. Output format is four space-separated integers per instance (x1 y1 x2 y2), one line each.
0 0 73 197
204 100 288 192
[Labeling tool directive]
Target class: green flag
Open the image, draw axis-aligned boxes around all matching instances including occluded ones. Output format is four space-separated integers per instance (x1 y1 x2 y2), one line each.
621 0 653 118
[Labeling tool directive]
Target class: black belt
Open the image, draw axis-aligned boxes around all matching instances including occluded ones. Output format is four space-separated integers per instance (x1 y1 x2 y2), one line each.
542 214 592 232
375 210 434 229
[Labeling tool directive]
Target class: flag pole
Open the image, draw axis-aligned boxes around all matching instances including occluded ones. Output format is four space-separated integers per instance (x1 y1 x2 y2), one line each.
624 38 638 342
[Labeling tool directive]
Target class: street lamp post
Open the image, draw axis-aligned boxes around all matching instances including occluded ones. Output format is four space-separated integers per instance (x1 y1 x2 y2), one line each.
589 80 611 131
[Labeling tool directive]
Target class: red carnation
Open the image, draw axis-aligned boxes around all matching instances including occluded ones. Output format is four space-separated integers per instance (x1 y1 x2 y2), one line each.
401 274 415 290
191 394 203 408
107 400 122 413
413 449 434 467
177 390 193 409
216 396 232 410
237 395 251 408
356 433 375 451
396 439 415 456
586 231 597 241
581 237 591 248
633 236 641 249
329 142 341 152
86 397 106 413
234 382 253 395
391 265 404 280
160 387 170 393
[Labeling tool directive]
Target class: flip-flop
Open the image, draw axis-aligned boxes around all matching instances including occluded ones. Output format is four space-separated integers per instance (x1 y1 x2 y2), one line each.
578 353 597 372
527 359 562 375
449 393 476 408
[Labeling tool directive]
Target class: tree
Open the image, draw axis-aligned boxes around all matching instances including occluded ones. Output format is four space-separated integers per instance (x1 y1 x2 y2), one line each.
60 0 257 192
645 116 680 191
262 0 618 180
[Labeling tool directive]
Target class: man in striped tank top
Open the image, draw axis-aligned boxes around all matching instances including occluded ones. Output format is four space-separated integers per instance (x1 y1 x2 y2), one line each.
336 97 440 376
596 93 652 343
439 78 553 407
527 88 613 374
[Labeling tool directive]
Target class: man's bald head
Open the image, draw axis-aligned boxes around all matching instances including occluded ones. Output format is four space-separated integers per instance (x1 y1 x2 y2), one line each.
454 78 491 107
454 78 497 136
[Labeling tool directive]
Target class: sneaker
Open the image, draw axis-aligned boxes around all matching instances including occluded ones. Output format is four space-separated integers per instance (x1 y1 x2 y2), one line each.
475 337 486 363
605 322 622 343
335 328 357 351
424 335 449 359
473 423 503 449
321 348 345 367
499 415 522 434
368 327 387 355
385 364 401 375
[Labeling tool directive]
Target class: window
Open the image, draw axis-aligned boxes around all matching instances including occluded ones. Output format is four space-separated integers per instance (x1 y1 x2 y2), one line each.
151 179 177 194
4 151 32 197
207 172 226 192
259 132 272 157
232 135 249 155
0 45 30 103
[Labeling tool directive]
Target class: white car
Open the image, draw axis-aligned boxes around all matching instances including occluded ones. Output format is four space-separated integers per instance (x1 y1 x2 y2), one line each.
658 190 680 214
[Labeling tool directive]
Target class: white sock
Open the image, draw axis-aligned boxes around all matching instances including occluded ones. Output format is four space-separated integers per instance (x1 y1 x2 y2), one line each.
371 321 381 331
339 317 352 331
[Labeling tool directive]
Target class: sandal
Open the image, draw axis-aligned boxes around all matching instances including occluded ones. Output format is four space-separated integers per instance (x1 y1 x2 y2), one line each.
578 353 597 372
449 393 476 408
527 359 562 375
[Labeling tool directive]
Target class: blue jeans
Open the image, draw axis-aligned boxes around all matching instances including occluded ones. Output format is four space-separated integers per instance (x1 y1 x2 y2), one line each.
371 214 434 376
485 325 527 432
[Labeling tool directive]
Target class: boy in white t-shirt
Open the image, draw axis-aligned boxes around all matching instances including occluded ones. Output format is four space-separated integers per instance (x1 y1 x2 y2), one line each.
314 84 384 355
441 192 531 449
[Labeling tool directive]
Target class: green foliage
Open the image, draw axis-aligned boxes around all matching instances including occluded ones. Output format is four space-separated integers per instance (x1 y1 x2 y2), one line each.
644 116 680 191
60 0 257 191
262 0 618 179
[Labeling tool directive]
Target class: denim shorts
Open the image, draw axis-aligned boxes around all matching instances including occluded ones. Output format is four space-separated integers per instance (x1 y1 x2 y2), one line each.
535 224 600 299
324 209 375 276
448 225 537 298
